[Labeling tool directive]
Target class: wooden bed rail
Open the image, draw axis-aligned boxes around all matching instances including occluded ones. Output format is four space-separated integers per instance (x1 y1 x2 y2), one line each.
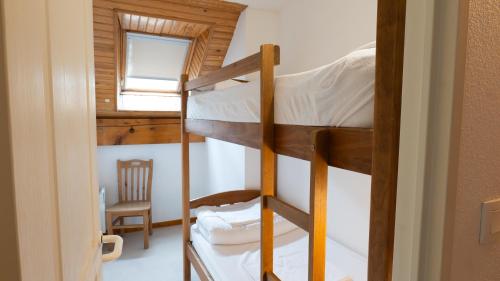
189 190 260 209
186 119 373 175
184 45 280 91
186 243 214 281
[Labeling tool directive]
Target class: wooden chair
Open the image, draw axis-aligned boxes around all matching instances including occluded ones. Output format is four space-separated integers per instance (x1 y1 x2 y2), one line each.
106 159 153 249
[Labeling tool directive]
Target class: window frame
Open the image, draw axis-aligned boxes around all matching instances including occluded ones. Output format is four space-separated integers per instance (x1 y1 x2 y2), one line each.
114 18 195 114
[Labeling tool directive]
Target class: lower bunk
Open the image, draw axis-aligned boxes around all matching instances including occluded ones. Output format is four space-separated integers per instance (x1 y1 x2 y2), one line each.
190 227 365 281
186 195 366 281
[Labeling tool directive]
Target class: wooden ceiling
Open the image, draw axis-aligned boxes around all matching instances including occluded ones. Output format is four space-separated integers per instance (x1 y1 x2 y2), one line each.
93 0 246 114
118 13 210 38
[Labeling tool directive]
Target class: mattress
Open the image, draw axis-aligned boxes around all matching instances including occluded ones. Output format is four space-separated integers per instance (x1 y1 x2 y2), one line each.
187 46 375 128
191 225 367 281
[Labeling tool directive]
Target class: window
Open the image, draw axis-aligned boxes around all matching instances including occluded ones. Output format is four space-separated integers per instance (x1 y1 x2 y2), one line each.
118 32 191 111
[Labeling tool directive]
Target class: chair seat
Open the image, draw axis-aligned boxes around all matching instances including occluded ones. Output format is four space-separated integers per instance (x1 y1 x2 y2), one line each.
106 201 151 213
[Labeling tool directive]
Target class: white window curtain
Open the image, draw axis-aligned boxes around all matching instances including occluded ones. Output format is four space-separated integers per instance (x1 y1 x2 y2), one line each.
124 33 190 92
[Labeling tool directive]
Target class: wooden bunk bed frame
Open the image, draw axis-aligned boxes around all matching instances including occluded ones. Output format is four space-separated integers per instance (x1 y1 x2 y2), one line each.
180 0 406 280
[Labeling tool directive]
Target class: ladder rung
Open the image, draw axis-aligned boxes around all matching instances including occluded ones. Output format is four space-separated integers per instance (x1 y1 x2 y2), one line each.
265 271 281 281
264 196 310 231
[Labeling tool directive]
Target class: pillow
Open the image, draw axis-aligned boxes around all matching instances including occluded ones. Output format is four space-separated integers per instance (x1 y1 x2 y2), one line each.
194 198 298 245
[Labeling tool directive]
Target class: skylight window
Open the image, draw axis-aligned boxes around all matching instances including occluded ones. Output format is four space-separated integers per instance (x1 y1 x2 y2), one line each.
118 32 190 112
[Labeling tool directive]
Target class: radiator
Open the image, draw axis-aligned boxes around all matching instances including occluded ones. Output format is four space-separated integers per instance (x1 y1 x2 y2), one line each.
99 186 106 233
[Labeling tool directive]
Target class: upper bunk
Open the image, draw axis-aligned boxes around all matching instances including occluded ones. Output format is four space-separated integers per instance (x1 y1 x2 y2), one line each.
181 44 375 175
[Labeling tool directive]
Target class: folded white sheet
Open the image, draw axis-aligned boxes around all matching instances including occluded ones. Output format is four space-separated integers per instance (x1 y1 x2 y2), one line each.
194 198 298 245
197 198 261 227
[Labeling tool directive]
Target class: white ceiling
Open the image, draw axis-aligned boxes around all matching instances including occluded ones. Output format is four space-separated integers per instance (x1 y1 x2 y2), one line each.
231 0 288 11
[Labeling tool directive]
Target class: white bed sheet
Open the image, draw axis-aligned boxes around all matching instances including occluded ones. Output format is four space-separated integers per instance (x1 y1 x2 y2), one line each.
191 225 367 281
187 47 375 128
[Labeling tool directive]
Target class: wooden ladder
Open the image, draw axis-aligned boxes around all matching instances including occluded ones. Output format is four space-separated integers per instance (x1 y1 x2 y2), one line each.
259 44 330 281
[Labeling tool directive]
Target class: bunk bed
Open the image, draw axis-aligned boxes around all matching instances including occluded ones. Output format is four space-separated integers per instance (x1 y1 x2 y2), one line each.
180 1 406 280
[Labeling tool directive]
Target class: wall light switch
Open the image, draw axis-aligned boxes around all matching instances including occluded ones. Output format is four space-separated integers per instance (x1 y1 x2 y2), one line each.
480 198 500 244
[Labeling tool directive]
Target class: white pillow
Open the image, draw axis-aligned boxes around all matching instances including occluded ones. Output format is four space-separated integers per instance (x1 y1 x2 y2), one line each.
194 199 298 245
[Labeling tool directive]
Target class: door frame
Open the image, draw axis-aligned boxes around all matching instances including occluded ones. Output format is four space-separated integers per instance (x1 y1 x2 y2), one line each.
393 0 469 280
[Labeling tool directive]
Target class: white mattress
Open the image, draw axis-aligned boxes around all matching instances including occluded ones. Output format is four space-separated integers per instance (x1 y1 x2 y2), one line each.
187 46 375 128
191 225 367 281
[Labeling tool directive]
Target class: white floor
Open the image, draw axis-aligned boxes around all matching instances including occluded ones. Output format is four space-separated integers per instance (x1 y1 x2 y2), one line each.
103 225 201 281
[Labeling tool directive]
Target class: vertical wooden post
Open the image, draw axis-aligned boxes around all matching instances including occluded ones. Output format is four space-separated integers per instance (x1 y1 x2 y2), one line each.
260 44 277 281
308 130 329 281
369 0 406 280
180 74 191 281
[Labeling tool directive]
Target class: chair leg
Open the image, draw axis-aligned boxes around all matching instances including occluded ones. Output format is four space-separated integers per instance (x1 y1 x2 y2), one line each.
143 211 150 249
106 212 114 235
149 209 153 235
119 217 125 235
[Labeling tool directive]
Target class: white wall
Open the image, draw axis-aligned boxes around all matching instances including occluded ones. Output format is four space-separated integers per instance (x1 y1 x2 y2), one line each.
97 141 245 223
98 143 206 222
223 7 279 79
204 139 246 194
227 1 377 257
276 0 377 75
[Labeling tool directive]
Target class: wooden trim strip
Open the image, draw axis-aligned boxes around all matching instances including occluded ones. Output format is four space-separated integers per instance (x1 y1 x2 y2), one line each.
264 196 310 232
185 119 373 175
184 45 279 91
190 190 260 209
186 243 215 281
265 272 281 281
368 0 407 279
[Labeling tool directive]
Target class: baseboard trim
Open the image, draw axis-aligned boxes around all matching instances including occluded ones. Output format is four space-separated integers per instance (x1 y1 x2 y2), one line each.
118 217 197 234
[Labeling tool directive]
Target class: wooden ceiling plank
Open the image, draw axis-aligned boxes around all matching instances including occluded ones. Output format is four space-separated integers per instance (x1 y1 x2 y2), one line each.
119 11 211 38
170 21 180 36
146 17 157 33
161 19 174 35
153 18 166 34
138 16 148 32
126 14 132 29
179 23 191 37
130 14 140 30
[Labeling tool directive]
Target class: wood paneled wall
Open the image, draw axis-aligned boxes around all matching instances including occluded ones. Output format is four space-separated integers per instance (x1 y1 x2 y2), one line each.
189 29 211 79
93 0 245 145
92 0 246 114
97 118 204 146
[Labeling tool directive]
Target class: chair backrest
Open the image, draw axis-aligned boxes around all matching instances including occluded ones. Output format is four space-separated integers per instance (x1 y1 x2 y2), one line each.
117 159 153 202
